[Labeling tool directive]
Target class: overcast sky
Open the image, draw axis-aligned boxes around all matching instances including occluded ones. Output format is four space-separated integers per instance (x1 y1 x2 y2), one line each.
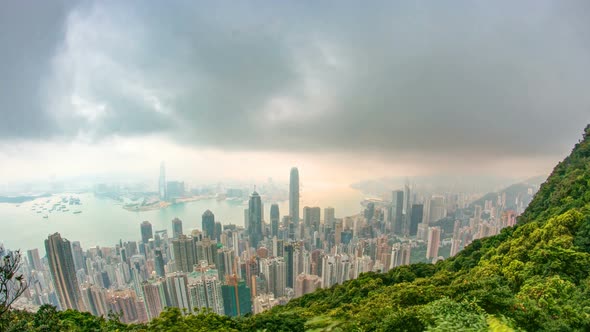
1 1 589 187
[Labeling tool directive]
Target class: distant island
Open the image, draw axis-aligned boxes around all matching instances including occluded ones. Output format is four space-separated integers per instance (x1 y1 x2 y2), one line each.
0 193 51 204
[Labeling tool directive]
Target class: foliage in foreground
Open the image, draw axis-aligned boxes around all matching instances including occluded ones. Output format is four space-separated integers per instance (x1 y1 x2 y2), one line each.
2 125 590 331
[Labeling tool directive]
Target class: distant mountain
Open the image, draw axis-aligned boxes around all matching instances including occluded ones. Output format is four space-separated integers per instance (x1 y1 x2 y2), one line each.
469 181 539 211
351 174 538 197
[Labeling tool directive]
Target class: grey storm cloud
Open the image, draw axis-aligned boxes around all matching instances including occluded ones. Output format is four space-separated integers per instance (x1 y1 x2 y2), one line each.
0 1 73 139
2 1 590 158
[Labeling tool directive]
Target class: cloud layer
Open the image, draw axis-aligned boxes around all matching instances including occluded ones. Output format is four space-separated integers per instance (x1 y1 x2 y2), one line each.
2 1 590 164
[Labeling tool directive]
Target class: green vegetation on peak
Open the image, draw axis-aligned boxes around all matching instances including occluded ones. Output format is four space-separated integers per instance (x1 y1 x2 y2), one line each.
520 124 590 224
2 125 590 331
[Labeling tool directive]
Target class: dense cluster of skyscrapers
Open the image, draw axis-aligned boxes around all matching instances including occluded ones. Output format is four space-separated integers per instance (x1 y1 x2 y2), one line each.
17 167 534 322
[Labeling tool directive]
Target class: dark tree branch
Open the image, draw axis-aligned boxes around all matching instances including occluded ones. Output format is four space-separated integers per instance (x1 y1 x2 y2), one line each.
0 246 28 318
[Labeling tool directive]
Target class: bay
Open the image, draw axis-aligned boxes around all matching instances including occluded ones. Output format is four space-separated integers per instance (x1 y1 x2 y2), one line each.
0 185 365 255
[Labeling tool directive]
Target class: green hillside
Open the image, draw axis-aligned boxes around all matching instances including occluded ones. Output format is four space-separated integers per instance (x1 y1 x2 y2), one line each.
2 125 590 331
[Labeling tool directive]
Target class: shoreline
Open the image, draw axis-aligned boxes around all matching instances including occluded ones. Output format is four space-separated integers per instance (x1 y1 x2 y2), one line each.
121 195 216 212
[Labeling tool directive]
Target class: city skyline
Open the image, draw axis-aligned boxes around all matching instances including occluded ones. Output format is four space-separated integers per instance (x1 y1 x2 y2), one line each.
3 163 541 323
1 164 542 255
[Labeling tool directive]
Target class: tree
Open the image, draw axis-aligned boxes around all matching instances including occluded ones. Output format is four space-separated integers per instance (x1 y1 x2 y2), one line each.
0 246 28 319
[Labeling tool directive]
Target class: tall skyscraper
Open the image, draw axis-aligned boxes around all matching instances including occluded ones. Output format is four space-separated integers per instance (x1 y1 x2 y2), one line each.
159 161 167 201
334 219 343 245
202 210 215 240
214 222 222 242
172 235 197 273
81 284 108 317
392 190 404 235
221 275 252 317
154 248 165 277
428 196 446 223
45 232 86 311
303 207 321 233
196 238 217 266
403 183 412 235
106 289 143 323
426 227 441 260
321 255 336 288
244 208 250 231
283 243 294 288
270 204 280 238
248 192 263 248
260 257 287 297
165 273 191 312
140 221 153 245
324 207 335 229
289 167 300 240
27 248 43 271
171 218 183 239
71 241 85 273
187 267 225 315
403 182 411 215
409 204 424 236
141 278 169 319
216 248 236 282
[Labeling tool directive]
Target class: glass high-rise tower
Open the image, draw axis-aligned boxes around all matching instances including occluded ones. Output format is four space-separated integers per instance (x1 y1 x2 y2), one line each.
202 210 215 240
392 190 404 235
289 167 300 240
248 191 263 248
270 204 280 238
154 248 166 277
172 217 183 239
141 221 153 245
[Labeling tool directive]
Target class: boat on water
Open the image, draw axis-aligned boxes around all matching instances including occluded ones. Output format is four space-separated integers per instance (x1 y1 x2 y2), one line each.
69 197 81 205
73 210 82 214
43 215 48 219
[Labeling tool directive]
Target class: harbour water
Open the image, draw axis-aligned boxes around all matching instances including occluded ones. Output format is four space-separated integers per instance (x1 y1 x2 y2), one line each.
0 185 365 255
